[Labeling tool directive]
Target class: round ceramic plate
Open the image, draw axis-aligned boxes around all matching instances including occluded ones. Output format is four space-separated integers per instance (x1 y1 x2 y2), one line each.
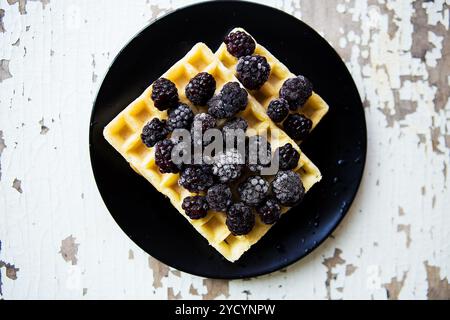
89 1 366 279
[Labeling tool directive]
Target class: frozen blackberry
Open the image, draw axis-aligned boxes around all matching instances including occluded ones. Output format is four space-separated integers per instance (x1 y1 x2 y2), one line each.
191 113 217 147
206 184 233 212
257 198 281 225
170 139 194 169
207 82 248 119
272 170 305 206
178 164 214 193
283 114 312 141
182 196 209 220
279 75 313 110
185 72 216 106
236 55 271 90
246 135 272 173
267 98 289 123
151 78 179 110
223 117 248 148
221 82 248 112
191 113 217 132
238 176 270 207
212 149 244 183
275 143 300 171
226 203 255 236
155 139 180 174
224 31 256 58
167 103 194 131
207 95 225 119
141 118 169 148
223 117 248 133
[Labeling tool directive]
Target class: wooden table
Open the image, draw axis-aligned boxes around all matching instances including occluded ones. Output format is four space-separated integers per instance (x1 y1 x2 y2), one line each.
0 0 448 300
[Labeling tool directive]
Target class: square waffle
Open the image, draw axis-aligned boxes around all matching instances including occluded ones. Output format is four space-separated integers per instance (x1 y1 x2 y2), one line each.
216 27 329 136
103 43 322 262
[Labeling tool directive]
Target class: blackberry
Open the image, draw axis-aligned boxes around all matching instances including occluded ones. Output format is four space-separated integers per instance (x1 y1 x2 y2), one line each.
236 55 271 90
267 98 289 123
191 113 217 147
151 78 179 110
224 31 256 58
182 196 209 220
275 143 300 170
226 203 255 236
223 117 248 133
206 184 233 212
207 95 225 119
238 176 270 207
279 75 313 110
141 118 169 148
272 170 305 206
207 82 248 119
192 113 216 132
212 149 244 183
246 135 272 173
178 164 214 193
221 83 248 113
223 117 248 148
283 114 312 141
185 72 216 106
170 140 193 169
257 198 281 225
155 139 180 174
167 103 194 131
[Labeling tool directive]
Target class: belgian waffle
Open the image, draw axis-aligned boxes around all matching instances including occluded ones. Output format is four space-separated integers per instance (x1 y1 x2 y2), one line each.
215 28 329 136
103 43 322 262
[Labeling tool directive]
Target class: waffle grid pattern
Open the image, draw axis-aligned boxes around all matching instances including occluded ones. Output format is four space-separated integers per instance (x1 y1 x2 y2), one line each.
103 43 322 262
216 27 329 136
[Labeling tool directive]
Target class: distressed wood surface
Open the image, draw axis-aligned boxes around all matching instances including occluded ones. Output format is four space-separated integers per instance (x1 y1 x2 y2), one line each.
0 0 449 300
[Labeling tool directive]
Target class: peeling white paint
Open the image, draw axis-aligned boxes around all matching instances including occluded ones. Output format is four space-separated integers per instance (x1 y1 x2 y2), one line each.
0 0 448 300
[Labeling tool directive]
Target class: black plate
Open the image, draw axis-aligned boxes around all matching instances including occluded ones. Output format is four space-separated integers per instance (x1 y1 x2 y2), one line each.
89 0 366 279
